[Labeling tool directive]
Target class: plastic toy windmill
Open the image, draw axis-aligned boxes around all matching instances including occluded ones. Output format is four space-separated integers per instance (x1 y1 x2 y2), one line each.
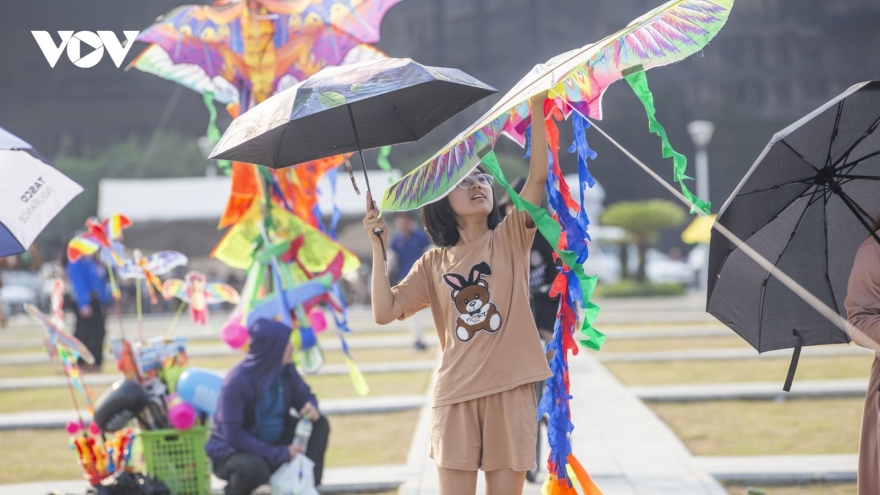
24 301 96 417
162 271 241 325
119 249 189 305
67 215 130 267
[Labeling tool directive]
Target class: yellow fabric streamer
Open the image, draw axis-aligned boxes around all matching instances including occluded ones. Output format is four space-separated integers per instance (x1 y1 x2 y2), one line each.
212 202 360 273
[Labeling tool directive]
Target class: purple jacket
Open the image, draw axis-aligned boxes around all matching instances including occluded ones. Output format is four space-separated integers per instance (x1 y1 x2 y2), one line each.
205 319 317 470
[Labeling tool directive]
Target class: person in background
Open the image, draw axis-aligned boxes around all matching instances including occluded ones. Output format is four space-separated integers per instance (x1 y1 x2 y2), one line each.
389 213 433 351
65 249 111 372
206 318 330 495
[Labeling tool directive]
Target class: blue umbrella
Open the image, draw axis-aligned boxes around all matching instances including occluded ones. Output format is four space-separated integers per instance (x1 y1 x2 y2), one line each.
0 127 83 257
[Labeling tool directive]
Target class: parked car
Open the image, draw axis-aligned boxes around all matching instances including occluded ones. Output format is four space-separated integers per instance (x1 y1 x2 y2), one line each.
0 270 41 317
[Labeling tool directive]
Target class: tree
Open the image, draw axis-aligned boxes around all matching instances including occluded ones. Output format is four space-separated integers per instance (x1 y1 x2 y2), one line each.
600 200 686 283
41 131 207 255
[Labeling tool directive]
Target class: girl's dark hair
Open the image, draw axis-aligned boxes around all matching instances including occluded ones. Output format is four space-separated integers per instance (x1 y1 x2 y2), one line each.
421 167 502 247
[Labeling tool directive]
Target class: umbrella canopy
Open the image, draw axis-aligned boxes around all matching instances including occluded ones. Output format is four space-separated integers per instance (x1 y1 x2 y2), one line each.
0 127 83 257
208 57 496 168
708 81 880 353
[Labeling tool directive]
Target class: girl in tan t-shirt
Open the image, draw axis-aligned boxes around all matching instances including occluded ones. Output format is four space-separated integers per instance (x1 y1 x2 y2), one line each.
363 92 552 495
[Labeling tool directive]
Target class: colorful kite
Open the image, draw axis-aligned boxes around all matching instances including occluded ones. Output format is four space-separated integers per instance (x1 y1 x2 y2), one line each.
25 301 96 414
67 215 131 267
377 1 733 492
118 249 189 305
162 271 241 324
129 0 400 109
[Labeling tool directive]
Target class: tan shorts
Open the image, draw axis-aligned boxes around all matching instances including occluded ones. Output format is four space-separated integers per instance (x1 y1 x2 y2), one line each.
429 383 538 472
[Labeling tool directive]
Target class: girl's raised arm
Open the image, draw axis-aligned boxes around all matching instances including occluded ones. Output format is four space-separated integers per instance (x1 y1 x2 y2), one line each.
517 92 550 227
363 192 405 325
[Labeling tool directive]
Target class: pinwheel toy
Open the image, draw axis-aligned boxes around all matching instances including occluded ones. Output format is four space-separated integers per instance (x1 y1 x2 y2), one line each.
67 215 130 267
25 301 96 429
118 249 189 305
162 271 241 324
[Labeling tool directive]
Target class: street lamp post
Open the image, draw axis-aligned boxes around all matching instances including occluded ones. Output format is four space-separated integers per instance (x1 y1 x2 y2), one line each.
686 120 715 294
687 120 715 203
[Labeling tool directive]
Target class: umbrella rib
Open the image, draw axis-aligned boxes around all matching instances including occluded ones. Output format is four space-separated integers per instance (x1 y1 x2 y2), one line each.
735 181 815 197
834 149 880 174
824 102 844 169
831 114 880 170
832 187 880 245
755 185 823 308
820 193 843 332
779 140 820 172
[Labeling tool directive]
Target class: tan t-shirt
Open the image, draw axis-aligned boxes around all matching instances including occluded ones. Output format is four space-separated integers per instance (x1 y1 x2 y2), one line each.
392 209 553 407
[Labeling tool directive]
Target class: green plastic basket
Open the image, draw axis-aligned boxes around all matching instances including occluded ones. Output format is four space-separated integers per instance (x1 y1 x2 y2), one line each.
140 427 211 495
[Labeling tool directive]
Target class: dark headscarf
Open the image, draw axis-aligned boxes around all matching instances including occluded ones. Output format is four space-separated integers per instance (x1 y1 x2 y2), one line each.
242 319 292 396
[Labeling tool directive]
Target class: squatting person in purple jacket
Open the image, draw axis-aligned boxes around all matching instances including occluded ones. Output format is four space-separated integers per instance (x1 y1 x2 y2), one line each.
206 319 330 495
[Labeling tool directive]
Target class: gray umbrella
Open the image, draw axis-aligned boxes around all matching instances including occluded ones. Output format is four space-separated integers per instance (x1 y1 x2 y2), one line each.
708 81 880 389
209 57 496 194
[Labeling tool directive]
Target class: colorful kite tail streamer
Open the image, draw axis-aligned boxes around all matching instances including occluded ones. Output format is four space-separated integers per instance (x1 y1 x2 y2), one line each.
624 70 710 215
567 454 602 495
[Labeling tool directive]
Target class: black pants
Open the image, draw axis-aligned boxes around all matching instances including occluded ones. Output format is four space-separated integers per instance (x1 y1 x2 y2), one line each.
214 416 330 495
74 297 105 367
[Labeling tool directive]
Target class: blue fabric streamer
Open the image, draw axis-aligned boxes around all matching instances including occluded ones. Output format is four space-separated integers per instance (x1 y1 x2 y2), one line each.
523 125 532 159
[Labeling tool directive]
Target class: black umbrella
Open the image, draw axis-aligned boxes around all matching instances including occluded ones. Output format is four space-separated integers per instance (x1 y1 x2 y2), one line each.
209 57 496 195
708 81 880 389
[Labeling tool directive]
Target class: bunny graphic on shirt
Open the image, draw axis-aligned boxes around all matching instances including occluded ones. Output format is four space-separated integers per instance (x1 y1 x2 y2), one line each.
442 261 503 343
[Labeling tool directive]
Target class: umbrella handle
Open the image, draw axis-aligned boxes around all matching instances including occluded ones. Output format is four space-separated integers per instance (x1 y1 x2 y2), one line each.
370 198 388 276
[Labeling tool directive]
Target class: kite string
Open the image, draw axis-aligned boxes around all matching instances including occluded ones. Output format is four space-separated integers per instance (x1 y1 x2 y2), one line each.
587 119 878 348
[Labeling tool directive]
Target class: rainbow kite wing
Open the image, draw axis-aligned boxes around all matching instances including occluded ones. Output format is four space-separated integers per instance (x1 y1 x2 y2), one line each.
145 251 189 276
380 0 733 211
24 303 95 364
104 214 132 241
67 235 101 263
162 279 189 302
205 283 241 305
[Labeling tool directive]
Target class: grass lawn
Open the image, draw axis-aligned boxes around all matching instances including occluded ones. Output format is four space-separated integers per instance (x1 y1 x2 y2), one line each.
725 484 856 495
308 370 431 399
601 336 750 353
327 410 420 467
650 398 862 456
605 354 873 386
0 410 419 484
0 371 431 413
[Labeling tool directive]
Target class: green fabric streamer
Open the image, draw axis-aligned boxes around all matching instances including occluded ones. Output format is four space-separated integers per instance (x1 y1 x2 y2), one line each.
377 146 393 184
480 151 604 350
624 71 711 216
203 91 231 175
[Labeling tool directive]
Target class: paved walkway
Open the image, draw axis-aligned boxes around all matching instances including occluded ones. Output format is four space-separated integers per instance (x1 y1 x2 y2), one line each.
0 395 426 430
0 360 437 391
597 345 872 363
0 336 440 366
694 454 857 484
0 464 412 495
632 379 868 402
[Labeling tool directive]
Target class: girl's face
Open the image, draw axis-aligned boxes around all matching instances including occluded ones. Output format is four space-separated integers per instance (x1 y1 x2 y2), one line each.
447 170 494 219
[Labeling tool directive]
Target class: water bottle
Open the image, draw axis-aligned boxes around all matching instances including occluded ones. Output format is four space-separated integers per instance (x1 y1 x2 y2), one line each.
292 417 313 453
